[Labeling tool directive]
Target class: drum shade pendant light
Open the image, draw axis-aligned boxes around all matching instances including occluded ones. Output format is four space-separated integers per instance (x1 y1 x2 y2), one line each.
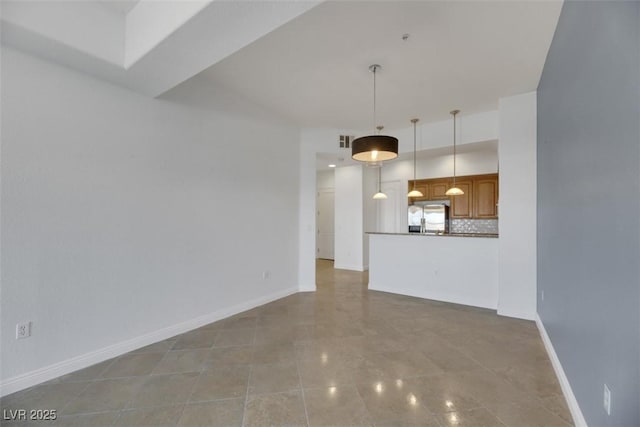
445 110 464 196
407 118 424 198
373 165 387 200
352 65 398 162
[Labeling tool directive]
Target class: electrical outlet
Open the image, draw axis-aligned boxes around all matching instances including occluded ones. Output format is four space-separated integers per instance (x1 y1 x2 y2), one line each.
262 270 270 280
541 290 545 302
16 321 31 339
603 384 611 415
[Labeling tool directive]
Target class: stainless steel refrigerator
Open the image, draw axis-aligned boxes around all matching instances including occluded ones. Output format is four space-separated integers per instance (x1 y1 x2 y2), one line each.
408 203 449 234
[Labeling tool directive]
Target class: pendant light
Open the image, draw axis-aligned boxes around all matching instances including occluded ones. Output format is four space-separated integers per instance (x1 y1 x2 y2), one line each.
445 110 464 196
407 118 424 198
352 65 398 162
373 165 387 200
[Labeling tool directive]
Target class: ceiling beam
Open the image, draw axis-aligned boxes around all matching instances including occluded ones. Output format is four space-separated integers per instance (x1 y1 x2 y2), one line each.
1 0 322 97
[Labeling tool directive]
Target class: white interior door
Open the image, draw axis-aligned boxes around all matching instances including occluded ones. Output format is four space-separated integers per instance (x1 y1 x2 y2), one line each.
317 189 335 259
376 180 404 233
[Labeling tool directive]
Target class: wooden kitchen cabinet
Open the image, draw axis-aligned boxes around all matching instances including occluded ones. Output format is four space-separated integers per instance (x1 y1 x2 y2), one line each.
407 174 498 219
473 175 499 218
408 180 448 202
429 180 450 199
449 180 473 218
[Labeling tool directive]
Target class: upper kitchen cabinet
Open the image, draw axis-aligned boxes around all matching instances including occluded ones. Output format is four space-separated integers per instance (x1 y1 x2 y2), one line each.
473 174 499 218
450 179 473 218
407 179 450 202
429 179 450 200
407 174 499 219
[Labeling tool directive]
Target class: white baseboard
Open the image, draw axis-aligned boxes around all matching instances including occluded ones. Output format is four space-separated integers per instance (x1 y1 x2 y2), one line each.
497 307 535 321
368 282 497 311
535 314 587 427
298 284 316 292
0 286 298 397
333 263 365 272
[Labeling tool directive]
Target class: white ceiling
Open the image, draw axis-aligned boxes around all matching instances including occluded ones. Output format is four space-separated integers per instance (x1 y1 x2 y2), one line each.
2 0 318 97
98 0 140 15
198 1 562 129
3 0 562 127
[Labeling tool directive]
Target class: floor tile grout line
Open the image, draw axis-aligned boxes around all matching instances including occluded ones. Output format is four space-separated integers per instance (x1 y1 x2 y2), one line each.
173 358 210 427
480 404 510 427
150 348 177 377
348 382 377 426
172 399 189 425
240 326 258 427
54 407 124 418
42 356 120 387
294 353 311 427
240 365 253 427
533 395 575 426
55 378 95 418
114 409 127 427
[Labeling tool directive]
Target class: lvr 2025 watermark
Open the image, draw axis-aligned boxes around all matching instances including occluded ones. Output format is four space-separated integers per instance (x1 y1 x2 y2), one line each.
3 409 57 421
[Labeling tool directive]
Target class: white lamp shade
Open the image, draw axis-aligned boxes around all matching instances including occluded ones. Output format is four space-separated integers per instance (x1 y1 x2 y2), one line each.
373 192 388 200
445 187 464 196
407 189 424 197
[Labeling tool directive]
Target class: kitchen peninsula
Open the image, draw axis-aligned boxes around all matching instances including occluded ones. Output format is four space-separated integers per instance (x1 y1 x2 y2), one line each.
367 171 500 310
367 232 499 310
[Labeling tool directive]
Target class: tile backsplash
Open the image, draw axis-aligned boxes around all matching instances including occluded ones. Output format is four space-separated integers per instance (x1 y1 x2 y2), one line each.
450 219 499 234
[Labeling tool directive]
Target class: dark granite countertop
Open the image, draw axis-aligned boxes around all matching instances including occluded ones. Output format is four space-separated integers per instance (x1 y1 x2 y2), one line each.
366 232 499 238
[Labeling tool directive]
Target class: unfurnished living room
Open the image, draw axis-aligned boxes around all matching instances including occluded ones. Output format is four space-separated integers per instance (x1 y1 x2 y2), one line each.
0 1 638 426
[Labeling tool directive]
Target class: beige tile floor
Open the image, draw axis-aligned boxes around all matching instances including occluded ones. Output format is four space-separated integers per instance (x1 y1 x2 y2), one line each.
1 260 573 426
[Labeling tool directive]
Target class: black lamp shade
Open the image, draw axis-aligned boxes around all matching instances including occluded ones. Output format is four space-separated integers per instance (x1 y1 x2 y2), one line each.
351 135 399 162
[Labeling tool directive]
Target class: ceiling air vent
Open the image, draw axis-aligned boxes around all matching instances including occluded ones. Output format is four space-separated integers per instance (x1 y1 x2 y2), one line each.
339 135 354 149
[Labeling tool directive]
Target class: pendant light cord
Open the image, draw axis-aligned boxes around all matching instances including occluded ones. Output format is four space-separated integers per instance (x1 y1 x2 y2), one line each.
372 66 377 133
452 111 458 187
378 166 382 192
453 114 456 186
410 118 419 191
413 120 417 189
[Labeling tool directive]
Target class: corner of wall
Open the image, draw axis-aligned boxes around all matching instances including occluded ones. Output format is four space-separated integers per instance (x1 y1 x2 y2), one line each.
497 91 538 321
535 315 588 427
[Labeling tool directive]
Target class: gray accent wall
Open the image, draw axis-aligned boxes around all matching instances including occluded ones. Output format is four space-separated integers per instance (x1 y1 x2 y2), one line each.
537 2 639 426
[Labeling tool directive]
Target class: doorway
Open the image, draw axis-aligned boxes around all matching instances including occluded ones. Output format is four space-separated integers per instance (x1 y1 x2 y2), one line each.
316 188 335 260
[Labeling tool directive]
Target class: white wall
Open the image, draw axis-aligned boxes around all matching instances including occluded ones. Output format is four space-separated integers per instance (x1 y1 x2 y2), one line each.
376 180 404 233
382 149 498 182
390 110 499 153
362 167 378 269
316 170 335 189
369 234 499 310
298 137 319 291
0 47 300 392
334 165 365 271
498 91 537 320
